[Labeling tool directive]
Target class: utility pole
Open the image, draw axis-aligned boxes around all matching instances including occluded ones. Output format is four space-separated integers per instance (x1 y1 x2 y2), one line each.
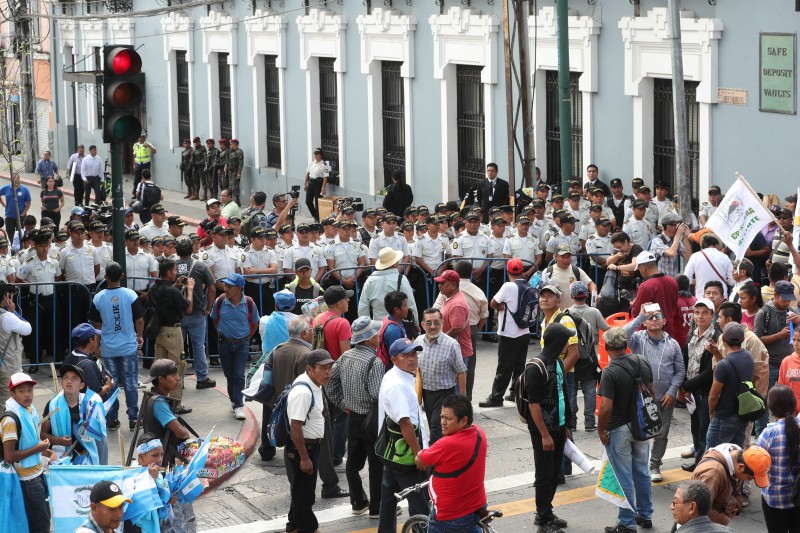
667 0 692 224
502 0 516 198
556 0 573 196
13 0 38 172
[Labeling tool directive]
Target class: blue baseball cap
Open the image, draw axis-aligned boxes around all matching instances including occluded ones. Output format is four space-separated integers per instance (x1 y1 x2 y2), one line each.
70 206 85 216
222 273 245 288
274 290 296 311
389 338 423 358
72 323 101 341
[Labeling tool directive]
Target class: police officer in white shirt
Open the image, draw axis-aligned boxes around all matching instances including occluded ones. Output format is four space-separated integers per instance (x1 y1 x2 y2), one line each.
412 216 448 278
284 222 326 282
139 204 170 242
87 220 113 283
369 214 410 264
503 215 541 277
579 203 604 248
58 221 100 333
546 213 582 264
699 185 722 226
632 186 660 228
450 212 491 282
623 200 655 248
124 229 157 293
201 225 243 292
324 220 366 289
17 229 61 360
585 216 614 286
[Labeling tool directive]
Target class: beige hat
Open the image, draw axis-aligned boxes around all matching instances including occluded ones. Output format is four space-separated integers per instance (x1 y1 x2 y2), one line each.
375 247 403 271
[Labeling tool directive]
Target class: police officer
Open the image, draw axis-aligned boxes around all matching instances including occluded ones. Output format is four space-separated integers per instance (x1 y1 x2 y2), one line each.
412 215 449 279
273 223 295 284
58 221 100 335
217 139 231 193
579 203 604 249
368 214 409 265
699 185 722 226
634 185 660 228
585 216 614 288
607 178 632 231
87 220 113 283
318 217 338 248
191 137 206 202
450 211 492 282
226 139 245 206
485 216 508 342
546 213 582 265
17 229 61 361
566 191 586 235
180 139 193 199
324 220 366 321
357 208 380 248
202 225 243 292
204 139 220 200
133 133 157 198
503 215 541 277
283 222 326 282
242 226 279 318
124 229 158 293
0 237 14 282
622 199 655 248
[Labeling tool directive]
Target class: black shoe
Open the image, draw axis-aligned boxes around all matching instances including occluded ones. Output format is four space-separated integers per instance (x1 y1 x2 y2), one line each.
535 514 568 528
176 405 193 415
504 393 516 402
128 420 136 431
681 462 697 473
196 378 217 389
351 501 370 515
635 515 653 529
107 419 121 431
585 425 597 431
604 525 636 533
537 523 565 533
478 399 504 408
209 358 221 367
321 486 350 499
485 334 499 343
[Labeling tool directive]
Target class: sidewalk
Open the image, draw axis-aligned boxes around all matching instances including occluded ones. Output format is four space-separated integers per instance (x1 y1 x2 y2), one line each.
30 362 259 491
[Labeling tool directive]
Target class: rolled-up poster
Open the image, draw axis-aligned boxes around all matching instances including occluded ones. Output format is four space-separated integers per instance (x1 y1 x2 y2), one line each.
564 439 596 474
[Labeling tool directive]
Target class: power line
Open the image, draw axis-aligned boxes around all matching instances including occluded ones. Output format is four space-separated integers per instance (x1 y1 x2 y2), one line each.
24 0 216 20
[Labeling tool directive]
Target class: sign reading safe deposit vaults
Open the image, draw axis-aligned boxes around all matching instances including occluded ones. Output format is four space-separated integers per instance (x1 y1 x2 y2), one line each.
760 33 796 114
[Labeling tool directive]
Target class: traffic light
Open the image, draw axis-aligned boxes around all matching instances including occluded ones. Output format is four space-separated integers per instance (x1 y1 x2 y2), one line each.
102 45 145 143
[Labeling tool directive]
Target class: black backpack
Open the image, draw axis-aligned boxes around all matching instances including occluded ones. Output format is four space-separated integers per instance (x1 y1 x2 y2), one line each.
0 411 21 461
514 359 549 423
503 279 540 330
141 182 161 209
561 310 600 380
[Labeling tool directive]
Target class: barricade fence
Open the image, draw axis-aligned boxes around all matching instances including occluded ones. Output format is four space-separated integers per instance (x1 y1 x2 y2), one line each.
12 253 610 369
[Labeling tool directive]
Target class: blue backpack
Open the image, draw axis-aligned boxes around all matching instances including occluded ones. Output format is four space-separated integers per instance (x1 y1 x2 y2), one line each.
503 279 540 330
267 381 315 447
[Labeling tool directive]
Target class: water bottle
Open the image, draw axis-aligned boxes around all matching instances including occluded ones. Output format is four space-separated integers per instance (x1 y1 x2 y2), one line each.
530 271 542 288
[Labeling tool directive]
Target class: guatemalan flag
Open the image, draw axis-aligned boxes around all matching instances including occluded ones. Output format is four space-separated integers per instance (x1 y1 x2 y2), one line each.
47 465 163 533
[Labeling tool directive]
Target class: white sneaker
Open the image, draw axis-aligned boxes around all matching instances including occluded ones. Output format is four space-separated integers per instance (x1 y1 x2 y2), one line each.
234 407 246 420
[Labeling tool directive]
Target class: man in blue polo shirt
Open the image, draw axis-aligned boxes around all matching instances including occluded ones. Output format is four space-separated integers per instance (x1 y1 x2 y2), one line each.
211 273 260 420
89 262 145 431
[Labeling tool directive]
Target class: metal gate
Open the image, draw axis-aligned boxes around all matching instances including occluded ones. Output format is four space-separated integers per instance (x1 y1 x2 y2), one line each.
456 65 485 199
319 57 339 170
176 50 191 143
545 70 583 190
653 78 700 199
264 55 281 168
382 61 405 187
218 52 232 140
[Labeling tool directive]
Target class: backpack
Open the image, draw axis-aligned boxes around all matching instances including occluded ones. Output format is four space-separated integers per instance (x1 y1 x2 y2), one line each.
561 310 601 380
617 357 663 441
312 314 338 351
0 411 21 461
513 359 549 423
240 208 265 238
141 182 161 209
545 264 582 284
723 358 767 422
266 381 314 447
503 279 540 330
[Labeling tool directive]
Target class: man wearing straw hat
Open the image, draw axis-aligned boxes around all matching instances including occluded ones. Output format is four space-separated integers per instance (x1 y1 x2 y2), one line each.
358 247 418 325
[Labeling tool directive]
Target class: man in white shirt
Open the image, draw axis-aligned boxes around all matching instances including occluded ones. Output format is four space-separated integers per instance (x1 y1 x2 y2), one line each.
81 145 105 206
684 233 736 299
729 259 755 303
377 338 429 530
286 349 334 533
139 204 170 242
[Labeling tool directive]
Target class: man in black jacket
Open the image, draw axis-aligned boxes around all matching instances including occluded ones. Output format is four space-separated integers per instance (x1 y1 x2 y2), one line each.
526 322 573 533
476 163 509 221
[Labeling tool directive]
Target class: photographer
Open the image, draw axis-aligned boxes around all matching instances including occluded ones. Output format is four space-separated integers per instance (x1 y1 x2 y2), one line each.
261 191 298 230
303 148 329 222
148 259 196 415
0 281 31 405
196 199 227 246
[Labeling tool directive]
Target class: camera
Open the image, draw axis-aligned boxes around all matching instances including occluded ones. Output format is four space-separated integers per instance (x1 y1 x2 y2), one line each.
199 219 217 232
339 197 364 212
3 284 19 297
288 185 301 200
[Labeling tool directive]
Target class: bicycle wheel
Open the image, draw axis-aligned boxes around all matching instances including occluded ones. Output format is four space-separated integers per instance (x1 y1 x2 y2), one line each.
401 514 429 533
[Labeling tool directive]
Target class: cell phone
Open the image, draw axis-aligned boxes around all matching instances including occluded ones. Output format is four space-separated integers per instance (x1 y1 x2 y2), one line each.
643 303 661 314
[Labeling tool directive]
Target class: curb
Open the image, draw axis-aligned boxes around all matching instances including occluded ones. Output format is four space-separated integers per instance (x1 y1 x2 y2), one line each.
186 374 260 493
1 172 204 227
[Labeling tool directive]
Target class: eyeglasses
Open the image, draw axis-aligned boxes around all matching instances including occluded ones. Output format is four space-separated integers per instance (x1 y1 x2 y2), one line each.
671 498 685 506
647 314 664 321
423 320 442 326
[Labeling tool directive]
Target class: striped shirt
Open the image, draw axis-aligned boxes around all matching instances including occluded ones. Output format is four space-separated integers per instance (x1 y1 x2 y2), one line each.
325 345 385 415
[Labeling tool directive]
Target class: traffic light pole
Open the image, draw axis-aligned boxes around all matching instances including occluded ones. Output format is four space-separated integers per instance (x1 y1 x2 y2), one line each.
110 142 127 286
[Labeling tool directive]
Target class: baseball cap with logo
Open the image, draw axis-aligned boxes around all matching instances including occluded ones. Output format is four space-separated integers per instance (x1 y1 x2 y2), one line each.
597 216 611 226
150 203 166 215
556 243 572 256
433 270 460 284
222 273 245 288
610 178 623 187
167 215 186 227
389 338 423 358
540 283 563 297
517 215 531 225
708 185 722 194
90 480 133 508
294 258 312 271
124 230 140 241
635 250 657 265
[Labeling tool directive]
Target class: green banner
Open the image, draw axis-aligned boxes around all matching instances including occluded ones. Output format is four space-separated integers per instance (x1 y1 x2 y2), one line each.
760 33 796 114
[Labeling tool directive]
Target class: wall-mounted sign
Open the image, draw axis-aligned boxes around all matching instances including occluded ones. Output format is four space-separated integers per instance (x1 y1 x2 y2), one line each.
718 88 748 106
760 33 796 114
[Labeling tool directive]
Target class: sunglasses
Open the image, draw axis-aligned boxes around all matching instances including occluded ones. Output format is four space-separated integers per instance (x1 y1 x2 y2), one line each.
647 313 664 321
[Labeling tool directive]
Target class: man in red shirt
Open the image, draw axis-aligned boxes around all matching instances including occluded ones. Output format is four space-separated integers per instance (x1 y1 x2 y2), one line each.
434 270 472 360
631 251 681 340
314 285 354 467
415 394 487 530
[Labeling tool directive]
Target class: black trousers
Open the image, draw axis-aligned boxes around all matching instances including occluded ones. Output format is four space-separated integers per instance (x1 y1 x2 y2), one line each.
487 268 505 331
85 175 104 205
466 325 479 401
133 162 150 196
305 178 323 222
286 440 321 533
488 334 530 402
21 293 56 363
284 413 340 490
423 387 456 444
258 403 276 459
346 412 383 514
72 174 84 206
762 496 800 533
528 422 567 524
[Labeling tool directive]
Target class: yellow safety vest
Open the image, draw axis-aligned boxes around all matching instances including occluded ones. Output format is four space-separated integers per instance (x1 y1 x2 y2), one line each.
134 143 152 163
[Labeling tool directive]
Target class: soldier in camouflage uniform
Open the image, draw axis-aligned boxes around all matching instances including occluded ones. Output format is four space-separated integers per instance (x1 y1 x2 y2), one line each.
180 139 193 200
217 139 231 194
204 139 220 201
226 139 245 206
190 137 206 202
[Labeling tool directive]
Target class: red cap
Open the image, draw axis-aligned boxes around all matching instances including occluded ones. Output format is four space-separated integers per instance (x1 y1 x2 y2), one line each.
8 372 37 391
433 270 461 284
507 258 524 275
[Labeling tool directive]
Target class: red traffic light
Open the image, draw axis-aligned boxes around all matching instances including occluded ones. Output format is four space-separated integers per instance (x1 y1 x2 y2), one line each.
105 47 141 76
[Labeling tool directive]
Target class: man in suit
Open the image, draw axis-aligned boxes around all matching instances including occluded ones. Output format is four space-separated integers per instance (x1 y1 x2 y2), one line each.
476 163 510 222
583 163 611 198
